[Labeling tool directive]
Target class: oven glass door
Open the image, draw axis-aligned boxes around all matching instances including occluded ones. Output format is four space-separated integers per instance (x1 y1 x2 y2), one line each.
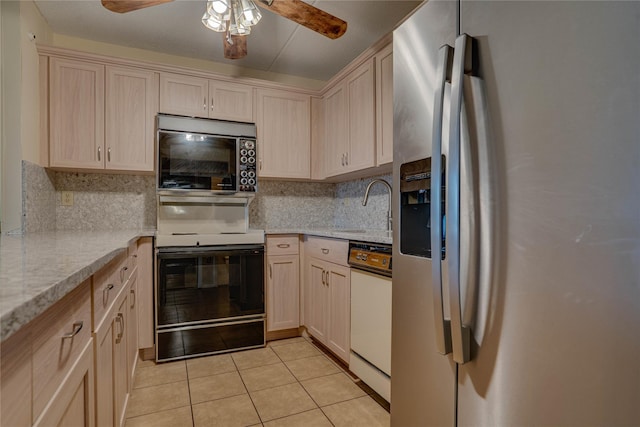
158 130 237 192
157 245 264 327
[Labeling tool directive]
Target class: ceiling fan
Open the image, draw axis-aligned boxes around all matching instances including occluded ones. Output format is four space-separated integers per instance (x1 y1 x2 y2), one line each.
101 0 347 59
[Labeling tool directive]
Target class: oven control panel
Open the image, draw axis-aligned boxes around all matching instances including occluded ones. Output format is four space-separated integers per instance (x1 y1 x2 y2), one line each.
348 242 392 277
239 139 257 192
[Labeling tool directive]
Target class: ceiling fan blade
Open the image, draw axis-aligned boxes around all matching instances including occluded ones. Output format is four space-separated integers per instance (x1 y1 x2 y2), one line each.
256 0 347 39
101 0 173 13
223 34 248 60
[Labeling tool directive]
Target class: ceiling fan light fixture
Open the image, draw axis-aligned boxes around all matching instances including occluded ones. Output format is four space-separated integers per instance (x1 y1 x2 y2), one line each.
202 0 261 35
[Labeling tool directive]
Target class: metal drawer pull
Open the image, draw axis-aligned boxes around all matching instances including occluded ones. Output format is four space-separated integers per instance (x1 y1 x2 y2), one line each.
107 147 111 162
115 313 124 343
321 248 329 254
120 265 129 282
277 243 290 248
103 283 114 305
269 264 273 278
97 146 101 161
204 97 207 110
61 321 83 340
130 288 136 308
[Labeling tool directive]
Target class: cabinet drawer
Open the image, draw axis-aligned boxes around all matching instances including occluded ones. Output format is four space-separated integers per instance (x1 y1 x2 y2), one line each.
93 251 128 330
31 279 92 419
305 236 349 266
267 235 299 256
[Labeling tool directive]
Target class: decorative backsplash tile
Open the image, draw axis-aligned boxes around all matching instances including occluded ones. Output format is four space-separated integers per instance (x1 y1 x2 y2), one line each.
334 174 393 231
22 161 56 233
54 172 156 231
250 180 336 229
22 162 390 233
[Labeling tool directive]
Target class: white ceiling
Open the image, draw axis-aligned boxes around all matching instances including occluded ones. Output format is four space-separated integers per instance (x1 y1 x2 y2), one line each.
34 0 421 82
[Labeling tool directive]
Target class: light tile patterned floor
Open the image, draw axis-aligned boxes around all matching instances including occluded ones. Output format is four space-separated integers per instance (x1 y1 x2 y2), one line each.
125 337 390 427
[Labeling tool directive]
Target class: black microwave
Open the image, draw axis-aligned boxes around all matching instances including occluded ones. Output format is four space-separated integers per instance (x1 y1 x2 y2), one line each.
156 114 257 194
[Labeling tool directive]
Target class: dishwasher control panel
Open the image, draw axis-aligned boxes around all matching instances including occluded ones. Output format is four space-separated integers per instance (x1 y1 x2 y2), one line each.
348 241 392 277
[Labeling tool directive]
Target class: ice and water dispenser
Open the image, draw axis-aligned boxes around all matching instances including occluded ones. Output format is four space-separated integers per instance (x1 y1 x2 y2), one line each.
400 157 445 259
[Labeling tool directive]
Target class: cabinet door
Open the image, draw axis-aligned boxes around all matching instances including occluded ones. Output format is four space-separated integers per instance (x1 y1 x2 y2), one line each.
376 44 393 166
267 254 300 332
306 258 329 343
323 82 348 177
137 237 154 349
114 295 129 427
310 96 326 180
127 276 139 388
159 73 208 118
208 80 253 122
94 316 115 427
326 264 351 364
345 58 376 172
49 58 104 169
33 340 95 427
105 66 158 172
256 88 311 179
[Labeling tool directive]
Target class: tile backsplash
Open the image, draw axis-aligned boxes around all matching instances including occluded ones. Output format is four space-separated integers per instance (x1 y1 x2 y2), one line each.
22 161 392 232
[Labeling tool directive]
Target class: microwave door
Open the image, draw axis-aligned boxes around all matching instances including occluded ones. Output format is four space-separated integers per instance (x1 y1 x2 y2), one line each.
158 130 237 193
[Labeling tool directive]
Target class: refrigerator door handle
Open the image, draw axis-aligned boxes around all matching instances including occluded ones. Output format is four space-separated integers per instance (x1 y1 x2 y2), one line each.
431 44 453 356
447 33 474 364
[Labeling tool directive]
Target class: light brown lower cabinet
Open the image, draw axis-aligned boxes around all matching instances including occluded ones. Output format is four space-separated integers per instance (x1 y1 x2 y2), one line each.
1 280 96 427
0 237 150 427
95 275 132 427
303 236 351 364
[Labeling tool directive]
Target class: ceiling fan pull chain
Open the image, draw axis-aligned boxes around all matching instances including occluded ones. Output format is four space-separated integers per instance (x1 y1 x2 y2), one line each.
225 29 234 45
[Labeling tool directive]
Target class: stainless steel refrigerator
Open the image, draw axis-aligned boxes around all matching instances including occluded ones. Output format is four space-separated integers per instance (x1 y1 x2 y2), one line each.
391 1 640 425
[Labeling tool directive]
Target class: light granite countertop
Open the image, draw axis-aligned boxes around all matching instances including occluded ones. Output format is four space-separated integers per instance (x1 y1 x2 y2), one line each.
266 228 393 245
0 227 389 342
0 230 154 342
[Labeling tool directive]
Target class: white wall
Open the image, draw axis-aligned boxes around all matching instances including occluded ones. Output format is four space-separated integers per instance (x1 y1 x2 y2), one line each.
1 1 22 233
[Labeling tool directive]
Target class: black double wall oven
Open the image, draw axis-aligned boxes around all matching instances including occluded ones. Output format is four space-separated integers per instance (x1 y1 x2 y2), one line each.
155 114 265 362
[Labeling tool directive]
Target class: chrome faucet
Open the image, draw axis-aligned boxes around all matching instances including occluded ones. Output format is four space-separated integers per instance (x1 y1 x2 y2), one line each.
362 179 393 232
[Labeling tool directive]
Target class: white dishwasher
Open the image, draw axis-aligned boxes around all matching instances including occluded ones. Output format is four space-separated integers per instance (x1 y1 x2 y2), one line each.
348 242 392 403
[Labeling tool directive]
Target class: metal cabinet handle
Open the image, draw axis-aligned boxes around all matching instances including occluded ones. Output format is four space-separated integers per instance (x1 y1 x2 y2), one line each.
107 147 111 162
321 248 329 255
259 159 263 170
103 283 114 305
345 153 349 166
321 270 325 285
210 97 214 111
97 146 101 161
431 44 453 356
120 265 129 282
341 153 345 166
277 243 290 248
115 313 124 344
325 271 329 286
269 263 273 278
130 288 136 308
61 321 83 340
203 97 207 110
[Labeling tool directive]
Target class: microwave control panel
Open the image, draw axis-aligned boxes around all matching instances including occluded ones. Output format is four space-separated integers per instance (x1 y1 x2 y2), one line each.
239 139 258 192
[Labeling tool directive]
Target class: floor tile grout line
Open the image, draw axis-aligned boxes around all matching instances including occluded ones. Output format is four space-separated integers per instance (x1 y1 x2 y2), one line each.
183 360 196 427
232 351 265 425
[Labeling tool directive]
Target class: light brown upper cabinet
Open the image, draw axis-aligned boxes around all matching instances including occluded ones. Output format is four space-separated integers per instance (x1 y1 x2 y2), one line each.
375 43 393 166
255 88 311 179
159 73 253 123
49 58 105 170
105 66 158 172
324 58 376 178
49 57 158 172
